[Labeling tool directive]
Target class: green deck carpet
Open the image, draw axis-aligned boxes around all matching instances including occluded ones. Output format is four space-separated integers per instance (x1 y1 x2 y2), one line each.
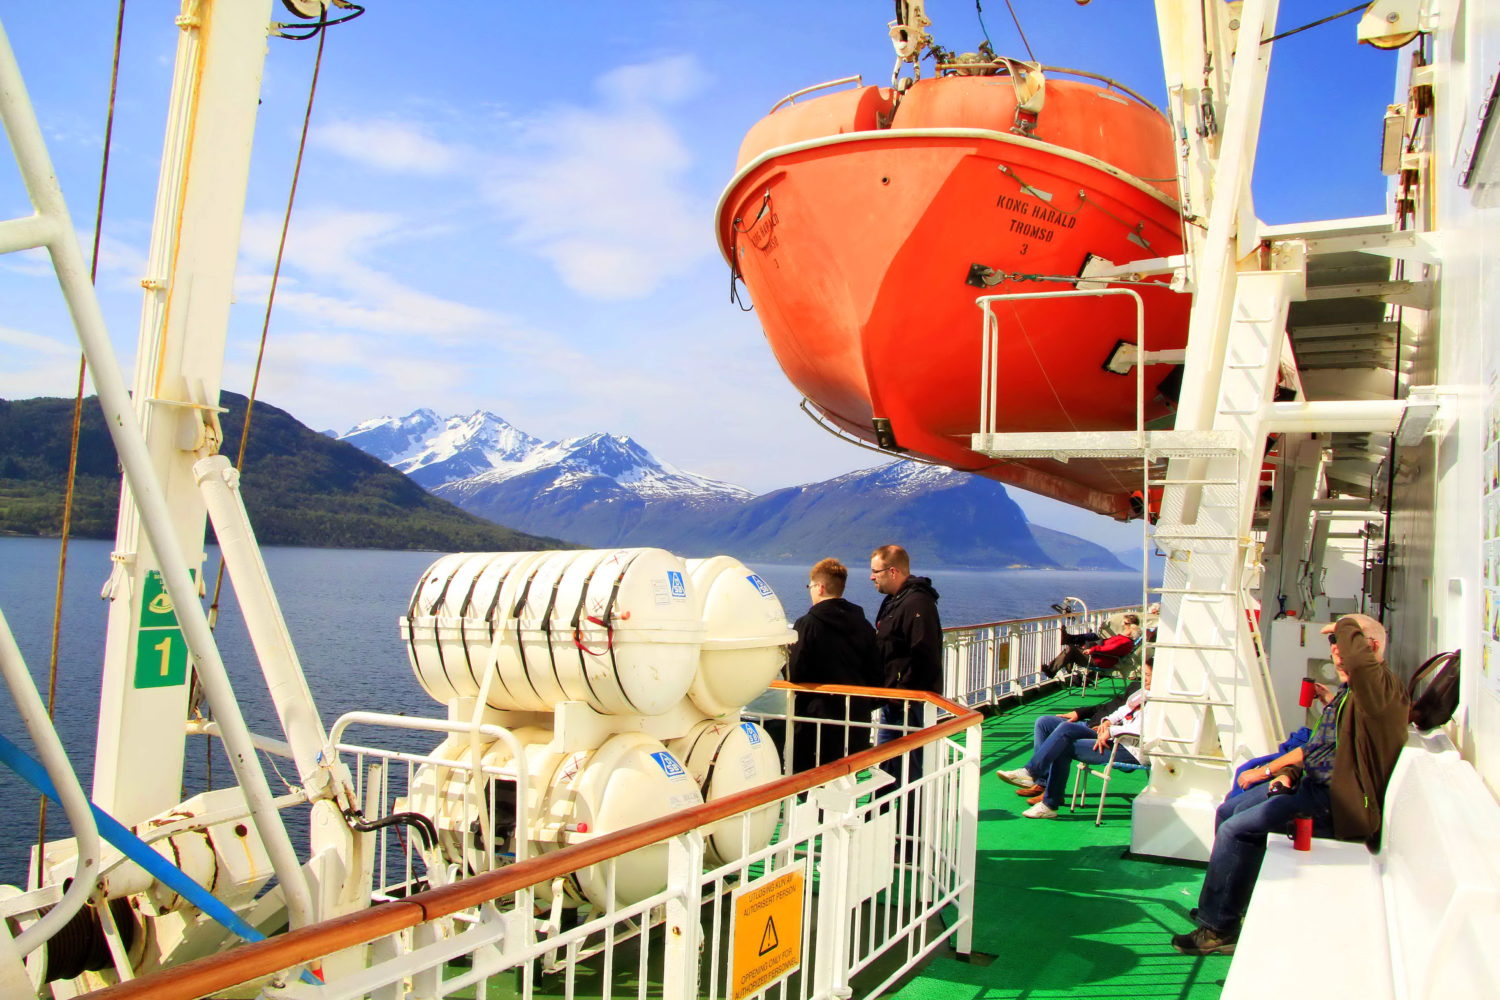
890 685 1232 999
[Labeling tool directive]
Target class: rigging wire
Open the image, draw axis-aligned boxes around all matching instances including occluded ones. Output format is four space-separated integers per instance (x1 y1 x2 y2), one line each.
36 0 128 881
206 8 331 630
1262 3 1368 45
275 0 366 40
1001 0 1037 63
974 1 993 50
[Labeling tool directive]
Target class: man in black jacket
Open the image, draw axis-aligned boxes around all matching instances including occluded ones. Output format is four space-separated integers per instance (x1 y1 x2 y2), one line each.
786 558 882 774
870 544 943 780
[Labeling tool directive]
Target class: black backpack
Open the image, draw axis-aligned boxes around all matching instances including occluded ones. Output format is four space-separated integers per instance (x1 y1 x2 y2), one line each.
1407 650 1460 731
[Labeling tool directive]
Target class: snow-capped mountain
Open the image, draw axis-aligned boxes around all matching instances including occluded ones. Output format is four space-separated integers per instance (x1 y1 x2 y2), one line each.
337 410 753 546
337 410 543 487
337 408 1126 569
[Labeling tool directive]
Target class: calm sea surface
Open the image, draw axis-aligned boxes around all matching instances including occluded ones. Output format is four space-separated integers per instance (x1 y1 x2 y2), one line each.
0 536 1144 884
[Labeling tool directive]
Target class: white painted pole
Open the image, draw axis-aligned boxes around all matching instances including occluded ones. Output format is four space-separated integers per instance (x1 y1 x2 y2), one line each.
0 608 100 955
0 9 317 930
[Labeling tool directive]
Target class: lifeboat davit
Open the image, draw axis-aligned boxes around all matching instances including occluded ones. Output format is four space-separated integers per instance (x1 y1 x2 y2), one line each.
717 67 1190 519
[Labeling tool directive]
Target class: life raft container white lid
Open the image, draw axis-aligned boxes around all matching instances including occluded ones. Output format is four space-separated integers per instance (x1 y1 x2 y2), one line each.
684 556 795 716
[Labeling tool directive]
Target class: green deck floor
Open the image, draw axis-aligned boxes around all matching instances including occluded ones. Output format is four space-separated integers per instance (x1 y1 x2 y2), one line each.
891 685 1232 999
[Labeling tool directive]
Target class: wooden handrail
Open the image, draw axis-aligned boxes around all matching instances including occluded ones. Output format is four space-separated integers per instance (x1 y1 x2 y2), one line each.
85 688 980 1000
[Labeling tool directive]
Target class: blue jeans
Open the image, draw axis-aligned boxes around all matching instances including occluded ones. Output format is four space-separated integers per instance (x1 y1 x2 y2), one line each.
1195 779 1334 932
1025 715 1140 809
878 700 925 783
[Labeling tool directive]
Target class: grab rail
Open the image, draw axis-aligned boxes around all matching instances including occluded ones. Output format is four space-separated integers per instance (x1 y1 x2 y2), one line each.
768 74 862 113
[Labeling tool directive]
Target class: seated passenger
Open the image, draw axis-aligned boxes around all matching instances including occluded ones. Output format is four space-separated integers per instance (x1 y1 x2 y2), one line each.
995 660 1151 818
1170 615 1408 957
1005 668 1148 803
1043 614 1142 678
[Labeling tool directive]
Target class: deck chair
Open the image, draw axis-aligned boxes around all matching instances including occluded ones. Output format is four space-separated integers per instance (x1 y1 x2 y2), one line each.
1069 734 1149 826
1070 633 1143 691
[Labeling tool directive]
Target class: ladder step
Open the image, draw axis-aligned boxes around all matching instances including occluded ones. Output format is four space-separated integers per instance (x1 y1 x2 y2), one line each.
1150 588 1236 596
1145 696 1234 708
1149 479 1238 486
1142 750 1231 765
1151 641 1236 651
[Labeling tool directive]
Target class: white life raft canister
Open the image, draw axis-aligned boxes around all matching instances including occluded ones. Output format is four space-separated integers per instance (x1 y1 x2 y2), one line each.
685 556 796 717
668 718 782 867
403 548 703 716
534 732 704 908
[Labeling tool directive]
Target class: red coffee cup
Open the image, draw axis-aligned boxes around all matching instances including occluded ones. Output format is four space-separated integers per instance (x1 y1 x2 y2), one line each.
1298 679 1316 708
1293 816 1313 851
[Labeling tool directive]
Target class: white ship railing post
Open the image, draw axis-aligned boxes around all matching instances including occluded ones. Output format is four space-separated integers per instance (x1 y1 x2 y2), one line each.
663 833 705 1000
954 720 980 955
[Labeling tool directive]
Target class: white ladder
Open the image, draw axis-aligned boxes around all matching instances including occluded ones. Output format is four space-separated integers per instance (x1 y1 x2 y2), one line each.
1131 270 1294 861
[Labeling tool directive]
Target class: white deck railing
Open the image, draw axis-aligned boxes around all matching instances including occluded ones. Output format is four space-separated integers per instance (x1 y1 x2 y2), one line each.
943 605 1140 708
87 687 980 1000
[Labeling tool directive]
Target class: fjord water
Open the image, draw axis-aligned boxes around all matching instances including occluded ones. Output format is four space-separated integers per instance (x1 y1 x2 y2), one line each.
0 536 1144 885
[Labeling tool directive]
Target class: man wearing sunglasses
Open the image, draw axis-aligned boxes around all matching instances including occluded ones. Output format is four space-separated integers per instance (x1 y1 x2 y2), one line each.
869 544 943 780
1171 613 1408 956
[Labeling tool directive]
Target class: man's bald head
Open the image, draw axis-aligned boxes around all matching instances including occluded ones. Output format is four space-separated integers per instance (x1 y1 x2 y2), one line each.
1321 613 1387 662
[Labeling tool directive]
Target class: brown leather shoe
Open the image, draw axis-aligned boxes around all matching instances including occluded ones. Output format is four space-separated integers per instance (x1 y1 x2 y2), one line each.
1014 784 1043 797
1027 794 1045 805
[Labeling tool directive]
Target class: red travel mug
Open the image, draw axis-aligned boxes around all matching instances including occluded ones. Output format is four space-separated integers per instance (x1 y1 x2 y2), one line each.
1298 679 1316 707
1293 816 1313 851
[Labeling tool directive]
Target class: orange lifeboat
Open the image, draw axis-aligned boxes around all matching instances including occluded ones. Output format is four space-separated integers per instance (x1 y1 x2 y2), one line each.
717 67 1190 519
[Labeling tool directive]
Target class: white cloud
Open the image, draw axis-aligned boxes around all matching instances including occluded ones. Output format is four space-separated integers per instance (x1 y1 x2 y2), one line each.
311 119 463 175
236 208 499 341
0 324 87 400
479 55 712 300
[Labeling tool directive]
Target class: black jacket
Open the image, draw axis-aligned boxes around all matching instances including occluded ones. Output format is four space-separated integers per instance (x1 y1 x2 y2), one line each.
787 597 881 718
1073 681 1141 726
874 576 943 692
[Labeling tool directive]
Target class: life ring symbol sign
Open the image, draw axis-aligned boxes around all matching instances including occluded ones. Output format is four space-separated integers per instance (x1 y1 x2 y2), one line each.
134 569 190 689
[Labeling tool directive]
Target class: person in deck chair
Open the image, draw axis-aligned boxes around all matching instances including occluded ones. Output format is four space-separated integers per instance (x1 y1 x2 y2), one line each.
995 659 1152 818
1002 659 1151 805
1170 614 1408 957
786 558 881 775
870 544 942 781
1043 614 1142 679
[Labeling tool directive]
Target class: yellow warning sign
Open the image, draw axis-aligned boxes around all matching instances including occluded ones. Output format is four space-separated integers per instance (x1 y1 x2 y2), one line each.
729 861 805 1000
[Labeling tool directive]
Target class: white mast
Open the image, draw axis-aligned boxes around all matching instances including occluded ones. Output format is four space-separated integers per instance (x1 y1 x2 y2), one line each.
93 0 276 827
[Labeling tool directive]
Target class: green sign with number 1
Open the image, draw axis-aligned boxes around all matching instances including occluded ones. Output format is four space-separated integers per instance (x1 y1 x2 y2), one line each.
133 570 190 689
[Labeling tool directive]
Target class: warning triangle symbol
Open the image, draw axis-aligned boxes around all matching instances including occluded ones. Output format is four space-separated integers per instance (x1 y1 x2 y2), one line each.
758 916 779 956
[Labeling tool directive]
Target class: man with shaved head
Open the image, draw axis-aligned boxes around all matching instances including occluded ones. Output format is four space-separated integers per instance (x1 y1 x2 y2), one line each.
1171 613 1408 956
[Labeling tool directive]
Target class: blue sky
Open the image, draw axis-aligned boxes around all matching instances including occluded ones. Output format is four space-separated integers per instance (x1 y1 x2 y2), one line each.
0 2 1395 548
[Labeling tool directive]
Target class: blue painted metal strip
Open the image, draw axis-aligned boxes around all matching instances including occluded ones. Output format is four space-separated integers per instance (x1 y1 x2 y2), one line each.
0 731 320 985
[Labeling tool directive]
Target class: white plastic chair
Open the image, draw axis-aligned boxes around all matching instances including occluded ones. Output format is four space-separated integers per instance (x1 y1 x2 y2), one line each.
1069 734 1149 826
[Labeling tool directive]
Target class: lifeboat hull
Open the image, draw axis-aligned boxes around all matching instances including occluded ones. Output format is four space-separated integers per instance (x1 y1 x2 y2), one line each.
718 78 1190 518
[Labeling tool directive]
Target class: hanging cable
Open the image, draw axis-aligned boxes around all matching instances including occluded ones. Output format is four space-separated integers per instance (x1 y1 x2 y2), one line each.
974 1 994 49
37 0 128 881
1002 0 1037 62
1262 3 1367 45
274 0 365 40
206 8 331 629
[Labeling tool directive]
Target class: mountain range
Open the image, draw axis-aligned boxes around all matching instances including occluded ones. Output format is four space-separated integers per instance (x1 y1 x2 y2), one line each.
335 410 1129 570
0 394 563 552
